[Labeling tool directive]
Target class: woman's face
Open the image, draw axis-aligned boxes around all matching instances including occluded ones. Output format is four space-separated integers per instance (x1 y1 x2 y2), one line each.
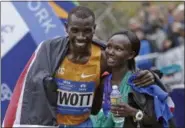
105 34 134 68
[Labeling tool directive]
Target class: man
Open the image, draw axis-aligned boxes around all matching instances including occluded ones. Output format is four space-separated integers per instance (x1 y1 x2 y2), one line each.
3 6 165 127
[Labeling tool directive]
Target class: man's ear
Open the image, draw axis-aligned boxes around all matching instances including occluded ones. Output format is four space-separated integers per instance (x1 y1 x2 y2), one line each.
128 51 136 60
94 24 96 30
93 24 96 33
64 22 68 33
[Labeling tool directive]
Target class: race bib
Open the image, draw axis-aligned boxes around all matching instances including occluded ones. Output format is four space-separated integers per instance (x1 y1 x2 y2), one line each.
55 78 95 115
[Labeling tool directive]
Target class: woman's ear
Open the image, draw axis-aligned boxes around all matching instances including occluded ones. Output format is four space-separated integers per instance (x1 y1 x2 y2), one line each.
128 51 136 60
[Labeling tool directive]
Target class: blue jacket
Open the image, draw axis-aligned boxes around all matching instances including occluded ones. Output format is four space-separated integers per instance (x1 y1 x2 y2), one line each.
128 74 173 128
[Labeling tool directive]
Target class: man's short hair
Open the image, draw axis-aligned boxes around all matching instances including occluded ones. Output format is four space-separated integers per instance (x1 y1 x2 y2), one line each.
68 6 95 24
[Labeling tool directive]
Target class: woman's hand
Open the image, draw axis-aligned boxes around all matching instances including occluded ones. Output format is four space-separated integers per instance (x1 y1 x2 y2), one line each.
133 70 155 87
111 102 138 117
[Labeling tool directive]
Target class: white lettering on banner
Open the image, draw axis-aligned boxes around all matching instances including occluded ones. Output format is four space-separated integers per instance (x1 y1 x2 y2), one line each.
28 1 41 11
41 18 56 34
35 8 49 23
57 90 94 107
1 25 15 44
1 2 29 58
1 83 12 102
27 1 56 34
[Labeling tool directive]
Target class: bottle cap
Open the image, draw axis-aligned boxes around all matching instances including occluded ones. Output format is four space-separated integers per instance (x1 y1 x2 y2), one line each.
112 85 118 90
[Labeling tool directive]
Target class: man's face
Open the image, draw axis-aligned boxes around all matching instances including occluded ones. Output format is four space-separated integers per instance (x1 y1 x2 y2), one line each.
66 14 95 51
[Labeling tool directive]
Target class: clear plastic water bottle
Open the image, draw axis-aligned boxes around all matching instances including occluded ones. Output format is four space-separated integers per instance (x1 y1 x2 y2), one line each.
110 85 125 125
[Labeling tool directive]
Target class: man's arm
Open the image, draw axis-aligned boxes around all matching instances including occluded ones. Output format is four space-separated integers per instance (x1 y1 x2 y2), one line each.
90 50 108 115
91 50 107 115
133 69 165 89
151 71 169 92
91 78 104 115
152 69 163 79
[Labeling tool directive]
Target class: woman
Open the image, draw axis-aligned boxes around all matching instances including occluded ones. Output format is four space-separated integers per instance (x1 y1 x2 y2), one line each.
91 30 175 128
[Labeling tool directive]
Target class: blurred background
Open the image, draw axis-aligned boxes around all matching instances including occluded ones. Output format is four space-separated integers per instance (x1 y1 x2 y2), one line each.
1 1 184 128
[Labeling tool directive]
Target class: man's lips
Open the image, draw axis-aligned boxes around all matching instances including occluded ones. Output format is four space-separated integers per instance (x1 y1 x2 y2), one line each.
75 41 86 46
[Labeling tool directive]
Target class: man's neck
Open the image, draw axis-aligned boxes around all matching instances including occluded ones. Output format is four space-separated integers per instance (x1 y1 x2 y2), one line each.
67 44 91 64
111 64 129 86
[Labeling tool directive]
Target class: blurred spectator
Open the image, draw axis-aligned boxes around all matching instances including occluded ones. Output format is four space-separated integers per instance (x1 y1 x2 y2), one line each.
173 4 184 23
162 39 173 52
167 3 176 25
145 16 167 52
136 3 184 53
135 29 154 70
129 3 184 127
128 17 142 32
156 44 184 86
167 4 184 47
170 21 184 46
131 2 184 86
137 4 167 52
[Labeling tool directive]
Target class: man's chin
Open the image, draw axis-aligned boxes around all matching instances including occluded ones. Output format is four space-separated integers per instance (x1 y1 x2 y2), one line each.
75 44 87 49
73 45 88 52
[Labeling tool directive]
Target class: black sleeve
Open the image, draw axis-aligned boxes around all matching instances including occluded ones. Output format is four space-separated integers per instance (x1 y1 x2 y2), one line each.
151 69 163 79
43 76 57 107
151 70 170 92
91 77 105 115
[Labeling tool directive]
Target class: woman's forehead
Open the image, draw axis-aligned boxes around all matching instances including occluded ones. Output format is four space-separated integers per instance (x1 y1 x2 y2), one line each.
109 34 131 44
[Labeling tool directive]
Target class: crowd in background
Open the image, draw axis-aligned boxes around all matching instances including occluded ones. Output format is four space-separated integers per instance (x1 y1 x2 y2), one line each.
128 2 184 89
